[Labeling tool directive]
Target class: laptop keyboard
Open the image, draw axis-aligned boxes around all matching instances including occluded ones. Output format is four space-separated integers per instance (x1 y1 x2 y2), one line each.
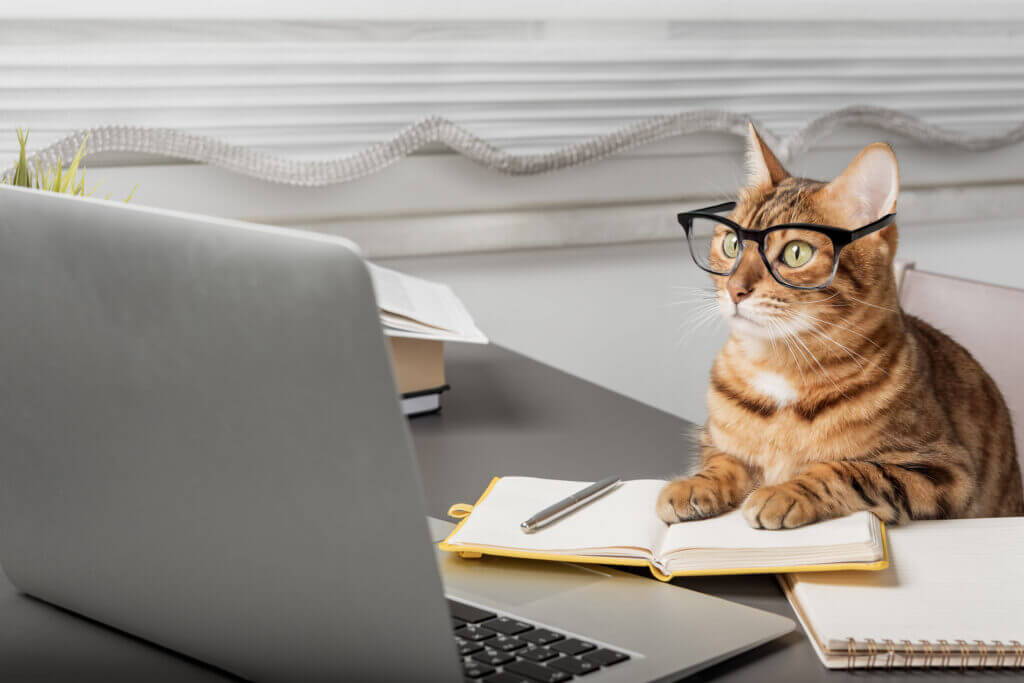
449 598 631 681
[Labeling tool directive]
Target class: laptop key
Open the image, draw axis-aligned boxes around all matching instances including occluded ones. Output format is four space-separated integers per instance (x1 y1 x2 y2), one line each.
491 634 527 652
453 617 468 629
520 629 564 646
449 599 498 624
549 656 599 676
503 659 573 683
551 638 596 656
463 660 496 679
485 616 533 635
482 673 533 683
456 637 485 656
456 625 498 642
472 649 515 667
581 648 630 667
519 646 559 662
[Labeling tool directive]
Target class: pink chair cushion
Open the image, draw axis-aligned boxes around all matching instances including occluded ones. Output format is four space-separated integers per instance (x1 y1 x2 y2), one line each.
899 269 1024 472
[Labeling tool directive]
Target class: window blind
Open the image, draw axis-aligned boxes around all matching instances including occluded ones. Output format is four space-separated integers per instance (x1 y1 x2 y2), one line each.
2 19 1023 162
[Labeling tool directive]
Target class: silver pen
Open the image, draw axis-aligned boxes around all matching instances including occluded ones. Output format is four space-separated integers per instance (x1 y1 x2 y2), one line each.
520 476 621 533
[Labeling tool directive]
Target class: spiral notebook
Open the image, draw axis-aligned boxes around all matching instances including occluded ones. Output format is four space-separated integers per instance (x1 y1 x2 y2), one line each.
780 516 1024 669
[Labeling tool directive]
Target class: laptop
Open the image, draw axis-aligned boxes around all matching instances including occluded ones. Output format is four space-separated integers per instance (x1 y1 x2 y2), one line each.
0 184 792 682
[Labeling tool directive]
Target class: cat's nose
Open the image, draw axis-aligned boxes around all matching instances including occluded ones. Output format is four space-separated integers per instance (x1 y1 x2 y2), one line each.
728 283 754 304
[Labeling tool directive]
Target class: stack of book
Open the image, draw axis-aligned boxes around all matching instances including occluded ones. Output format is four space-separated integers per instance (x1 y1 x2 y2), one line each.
368 264 488 417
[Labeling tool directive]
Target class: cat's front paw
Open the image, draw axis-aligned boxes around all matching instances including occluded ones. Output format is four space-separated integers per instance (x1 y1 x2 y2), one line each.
741 484 819 529
657 477 737 523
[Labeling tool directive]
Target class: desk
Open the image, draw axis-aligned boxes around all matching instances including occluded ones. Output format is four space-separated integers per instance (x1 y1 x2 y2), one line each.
413 343 981 683
0 343 984 681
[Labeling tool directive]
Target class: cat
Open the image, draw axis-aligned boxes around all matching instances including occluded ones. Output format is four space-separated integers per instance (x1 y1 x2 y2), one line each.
657 124 1024 529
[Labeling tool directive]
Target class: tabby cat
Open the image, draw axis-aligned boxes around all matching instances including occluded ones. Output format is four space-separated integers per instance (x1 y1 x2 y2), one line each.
657 125 1024 529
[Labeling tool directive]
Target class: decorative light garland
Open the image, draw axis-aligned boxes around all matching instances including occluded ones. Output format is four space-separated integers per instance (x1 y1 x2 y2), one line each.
4 106 1023 188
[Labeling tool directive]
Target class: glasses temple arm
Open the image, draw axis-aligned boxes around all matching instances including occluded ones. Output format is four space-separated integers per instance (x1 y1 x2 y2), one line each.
694 201 737 215
850 213 896 241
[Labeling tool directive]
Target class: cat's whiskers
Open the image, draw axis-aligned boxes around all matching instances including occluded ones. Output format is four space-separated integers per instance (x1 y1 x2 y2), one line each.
675 299 723 348
762 316 779 355
753 312 810 388
788 326 845 395
804 321 891 378
765 317 807 387
794 291 841 305
795 311 882 350
778 302 880 374
780 331 808 387
848 294 899 314
806 326 866 370
664 291 718 308
781 291 843 306
669 286 721 347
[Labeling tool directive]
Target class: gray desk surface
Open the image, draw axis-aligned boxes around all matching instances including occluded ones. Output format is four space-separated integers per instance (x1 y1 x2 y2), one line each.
413 344 984 683
0 343 986 681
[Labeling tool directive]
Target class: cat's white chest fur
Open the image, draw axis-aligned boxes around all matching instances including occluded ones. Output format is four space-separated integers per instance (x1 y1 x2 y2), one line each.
749 371 798 406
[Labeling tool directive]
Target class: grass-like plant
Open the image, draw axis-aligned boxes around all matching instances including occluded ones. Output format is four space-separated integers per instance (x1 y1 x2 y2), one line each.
2 129 135 201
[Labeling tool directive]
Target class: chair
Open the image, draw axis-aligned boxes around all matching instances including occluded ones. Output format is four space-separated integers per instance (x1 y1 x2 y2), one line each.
899 267 1024 476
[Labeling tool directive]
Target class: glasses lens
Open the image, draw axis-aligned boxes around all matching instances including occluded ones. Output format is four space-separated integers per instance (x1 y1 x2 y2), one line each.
764 228 837 288
685 217 740 275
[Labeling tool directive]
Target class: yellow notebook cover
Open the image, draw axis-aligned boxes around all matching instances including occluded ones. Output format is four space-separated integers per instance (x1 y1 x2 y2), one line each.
439 477 889 582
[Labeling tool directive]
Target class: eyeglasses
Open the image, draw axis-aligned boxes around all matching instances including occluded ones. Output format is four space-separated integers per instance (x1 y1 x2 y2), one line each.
676 201 896 291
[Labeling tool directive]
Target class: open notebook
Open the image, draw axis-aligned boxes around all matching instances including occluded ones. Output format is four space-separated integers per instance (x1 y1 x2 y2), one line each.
441 477 888 581
780 516 1024 669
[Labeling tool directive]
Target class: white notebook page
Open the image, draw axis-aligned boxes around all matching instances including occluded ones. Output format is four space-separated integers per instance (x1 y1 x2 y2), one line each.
660 509 877 554
447 478 668 554
788 516 1024 648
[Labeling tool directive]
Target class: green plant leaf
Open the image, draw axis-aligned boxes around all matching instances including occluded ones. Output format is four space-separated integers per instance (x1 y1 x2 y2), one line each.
6 130 135 201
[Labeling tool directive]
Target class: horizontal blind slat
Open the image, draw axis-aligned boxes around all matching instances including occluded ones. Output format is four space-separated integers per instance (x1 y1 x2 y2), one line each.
2 20 1022 159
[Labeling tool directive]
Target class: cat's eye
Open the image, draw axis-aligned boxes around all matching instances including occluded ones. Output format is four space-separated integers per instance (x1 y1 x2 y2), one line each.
781 240 814 268
721 233 739 258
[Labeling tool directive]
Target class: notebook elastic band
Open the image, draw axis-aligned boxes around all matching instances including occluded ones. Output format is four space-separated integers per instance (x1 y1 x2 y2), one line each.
446 503 474 520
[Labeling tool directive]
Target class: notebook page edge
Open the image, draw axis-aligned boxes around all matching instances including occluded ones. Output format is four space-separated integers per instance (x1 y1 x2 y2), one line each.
660 509 877 556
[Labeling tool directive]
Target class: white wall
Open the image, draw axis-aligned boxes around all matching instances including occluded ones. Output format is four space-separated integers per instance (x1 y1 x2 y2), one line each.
381 216 1024 425
4 13 1024 257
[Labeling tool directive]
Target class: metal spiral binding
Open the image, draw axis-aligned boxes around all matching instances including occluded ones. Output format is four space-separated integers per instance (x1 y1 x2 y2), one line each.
921 640 934 668
865 638 878 668
937 639 952 667
975 640 988 668
883 639 896 669
844 638 1024 669
957 640 970 671
901 640 914 670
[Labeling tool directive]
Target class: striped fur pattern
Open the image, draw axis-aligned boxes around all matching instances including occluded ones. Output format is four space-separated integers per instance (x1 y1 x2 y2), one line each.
657 129 1024 529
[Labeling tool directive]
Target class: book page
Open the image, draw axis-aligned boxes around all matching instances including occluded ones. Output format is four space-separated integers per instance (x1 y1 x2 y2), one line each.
446 477 669 556
660 510 876 554
368 264 488 343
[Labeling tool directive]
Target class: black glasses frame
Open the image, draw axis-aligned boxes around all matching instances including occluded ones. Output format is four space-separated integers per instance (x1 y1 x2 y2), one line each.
676 201 896 291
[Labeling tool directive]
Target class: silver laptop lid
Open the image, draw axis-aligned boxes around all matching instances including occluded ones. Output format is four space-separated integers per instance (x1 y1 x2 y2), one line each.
0 185 460 682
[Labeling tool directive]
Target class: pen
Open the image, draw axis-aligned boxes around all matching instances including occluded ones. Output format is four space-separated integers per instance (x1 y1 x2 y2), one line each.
520 476 621 533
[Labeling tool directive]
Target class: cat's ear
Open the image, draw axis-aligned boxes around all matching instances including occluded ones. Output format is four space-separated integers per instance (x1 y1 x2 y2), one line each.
823 142 899 226
745 122 789 189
